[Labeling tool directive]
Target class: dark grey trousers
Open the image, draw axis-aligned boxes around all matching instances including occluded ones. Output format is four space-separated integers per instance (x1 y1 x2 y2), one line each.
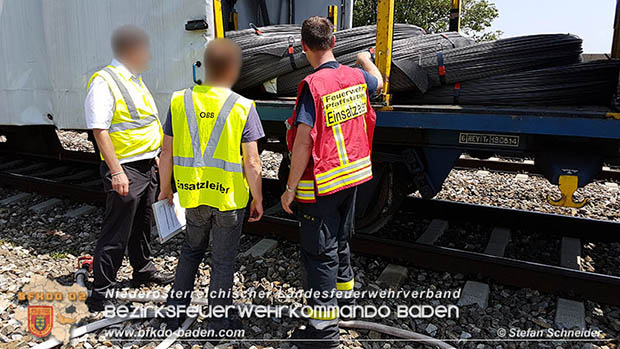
298 187 357 340
167 205 245 315
91 159 158 300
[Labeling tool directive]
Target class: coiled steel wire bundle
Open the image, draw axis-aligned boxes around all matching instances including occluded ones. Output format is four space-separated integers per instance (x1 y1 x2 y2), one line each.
273 32 474 96
396 34 583 93
230 24 425 92
404 60 620 106
390 33 475 92
226 25 302 50
227 24 619 108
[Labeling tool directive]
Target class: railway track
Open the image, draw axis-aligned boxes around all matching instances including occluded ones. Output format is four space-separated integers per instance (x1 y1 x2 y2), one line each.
1 151 619 307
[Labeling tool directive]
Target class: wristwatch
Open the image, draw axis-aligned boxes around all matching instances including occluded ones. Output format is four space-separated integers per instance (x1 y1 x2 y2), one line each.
285 184 295 193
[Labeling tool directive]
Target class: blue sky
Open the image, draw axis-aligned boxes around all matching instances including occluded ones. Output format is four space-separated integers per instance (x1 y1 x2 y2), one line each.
490 0 616 53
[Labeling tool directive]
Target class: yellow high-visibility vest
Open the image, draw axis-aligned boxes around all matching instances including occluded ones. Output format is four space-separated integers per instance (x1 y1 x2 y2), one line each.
88 65 163 161
170 85 253 211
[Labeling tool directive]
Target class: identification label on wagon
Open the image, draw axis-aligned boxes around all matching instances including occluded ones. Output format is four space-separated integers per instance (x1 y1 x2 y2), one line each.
458 133 520 147
322 84 368 127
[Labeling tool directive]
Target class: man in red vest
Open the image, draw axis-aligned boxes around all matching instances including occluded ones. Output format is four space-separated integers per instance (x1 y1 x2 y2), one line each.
281 16 383 348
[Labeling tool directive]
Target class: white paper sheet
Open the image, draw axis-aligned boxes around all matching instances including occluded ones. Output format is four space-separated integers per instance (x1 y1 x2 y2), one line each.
152 193 186 243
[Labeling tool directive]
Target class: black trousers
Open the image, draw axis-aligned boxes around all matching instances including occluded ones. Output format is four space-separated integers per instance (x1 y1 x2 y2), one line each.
91 159 158 300
297 187 357 340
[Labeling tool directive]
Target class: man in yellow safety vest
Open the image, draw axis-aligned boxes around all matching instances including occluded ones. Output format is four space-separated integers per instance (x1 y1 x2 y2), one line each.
84 25 174 312
158 38 264 336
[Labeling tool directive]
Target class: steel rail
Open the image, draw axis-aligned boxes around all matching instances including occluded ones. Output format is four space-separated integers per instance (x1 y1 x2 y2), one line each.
0 171 105 203
401 197 620 242
243 215 620 306
455 156 620 181
2 154 620 306
2 154 620 241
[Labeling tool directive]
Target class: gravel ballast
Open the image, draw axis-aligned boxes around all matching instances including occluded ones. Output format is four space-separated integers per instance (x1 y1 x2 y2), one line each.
1 133 620 348
1 186 618 349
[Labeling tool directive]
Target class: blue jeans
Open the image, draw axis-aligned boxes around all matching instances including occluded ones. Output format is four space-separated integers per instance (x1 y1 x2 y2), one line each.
167 205 244 315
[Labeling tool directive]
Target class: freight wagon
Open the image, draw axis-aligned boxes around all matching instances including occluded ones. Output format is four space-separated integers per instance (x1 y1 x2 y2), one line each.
2 0 620 233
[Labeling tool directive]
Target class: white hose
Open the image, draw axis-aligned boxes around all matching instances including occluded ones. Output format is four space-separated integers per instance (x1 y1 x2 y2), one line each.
340 320 455 349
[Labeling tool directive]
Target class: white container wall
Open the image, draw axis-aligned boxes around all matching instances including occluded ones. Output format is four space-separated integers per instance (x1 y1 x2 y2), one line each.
0 0 210 129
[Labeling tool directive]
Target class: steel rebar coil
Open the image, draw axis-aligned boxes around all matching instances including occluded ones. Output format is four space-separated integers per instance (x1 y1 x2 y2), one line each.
403 60 620 106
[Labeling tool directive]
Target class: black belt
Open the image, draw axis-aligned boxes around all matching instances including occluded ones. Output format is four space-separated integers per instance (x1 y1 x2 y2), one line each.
123 157 156 171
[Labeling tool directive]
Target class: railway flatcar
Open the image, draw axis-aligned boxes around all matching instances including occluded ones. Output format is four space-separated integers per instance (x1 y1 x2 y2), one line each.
2 0 620 234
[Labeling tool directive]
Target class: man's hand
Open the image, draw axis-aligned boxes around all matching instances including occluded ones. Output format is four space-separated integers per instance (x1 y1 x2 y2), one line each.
112 172 130 196
356 51 384 93
158 187 174 205
281 190 296 215
248 199 263 222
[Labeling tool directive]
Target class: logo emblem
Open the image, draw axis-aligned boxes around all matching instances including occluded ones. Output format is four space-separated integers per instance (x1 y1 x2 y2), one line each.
28 306 53 337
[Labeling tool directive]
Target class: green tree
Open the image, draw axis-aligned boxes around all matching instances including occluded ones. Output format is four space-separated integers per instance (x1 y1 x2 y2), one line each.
354 0 502 42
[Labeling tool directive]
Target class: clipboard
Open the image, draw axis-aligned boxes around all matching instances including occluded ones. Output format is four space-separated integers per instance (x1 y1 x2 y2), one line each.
152 193 186 243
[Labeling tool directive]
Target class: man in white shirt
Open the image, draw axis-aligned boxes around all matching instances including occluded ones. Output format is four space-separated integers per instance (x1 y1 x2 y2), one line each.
84 25 173 312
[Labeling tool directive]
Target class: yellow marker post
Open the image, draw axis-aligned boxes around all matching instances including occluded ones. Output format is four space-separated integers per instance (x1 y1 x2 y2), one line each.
213 0 225 38
229 11 239 31
328 5 338 31
547 175 587 208
375 0 394 109
449 0 462 32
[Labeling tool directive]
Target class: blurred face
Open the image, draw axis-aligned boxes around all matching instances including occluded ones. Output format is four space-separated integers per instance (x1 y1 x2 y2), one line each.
230 61 241 83
125 42 151 74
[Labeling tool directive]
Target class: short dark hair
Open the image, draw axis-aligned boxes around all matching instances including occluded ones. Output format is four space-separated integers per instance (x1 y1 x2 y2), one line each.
204 38 242 80
301 16 334 51
111 25 149 57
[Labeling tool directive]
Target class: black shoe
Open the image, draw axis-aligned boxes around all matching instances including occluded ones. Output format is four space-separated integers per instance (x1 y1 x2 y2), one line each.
130 271 175 287
86 296 129 313
289 326 340 349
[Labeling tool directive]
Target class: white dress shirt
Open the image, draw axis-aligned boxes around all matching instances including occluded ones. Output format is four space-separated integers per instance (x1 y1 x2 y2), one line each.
84 59 160 164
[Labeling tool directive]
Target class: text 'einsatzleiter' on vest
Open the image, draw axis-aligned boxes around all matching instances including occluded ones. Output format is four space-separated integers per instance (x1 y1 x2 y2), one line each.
170 85 255 211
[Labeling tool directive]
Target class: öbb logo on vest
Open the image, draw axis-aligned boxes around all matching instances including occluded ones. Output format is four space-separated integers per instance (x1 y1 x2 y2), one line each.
200 111 215 118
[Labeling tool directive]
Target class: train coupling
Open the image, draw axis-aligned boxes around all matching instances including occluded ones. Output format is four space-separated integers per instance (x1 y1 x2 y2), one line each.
547 175 587 208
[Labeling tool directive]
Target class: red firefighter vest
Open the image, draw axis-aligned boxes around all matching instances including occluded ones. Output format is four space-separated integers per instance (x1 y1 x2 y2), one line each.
286 64 376 203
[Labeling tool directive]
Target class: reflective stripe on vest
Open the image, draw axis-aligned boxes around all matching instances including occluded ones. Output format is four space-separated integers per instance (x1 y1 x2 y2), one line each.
89 66 162 161
172 89 242 173
287 65 376 200
332 124 349 165
316 156 371 184
101 67 158 133
317 164 372 195
171 86 251 211
295 179 316 202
